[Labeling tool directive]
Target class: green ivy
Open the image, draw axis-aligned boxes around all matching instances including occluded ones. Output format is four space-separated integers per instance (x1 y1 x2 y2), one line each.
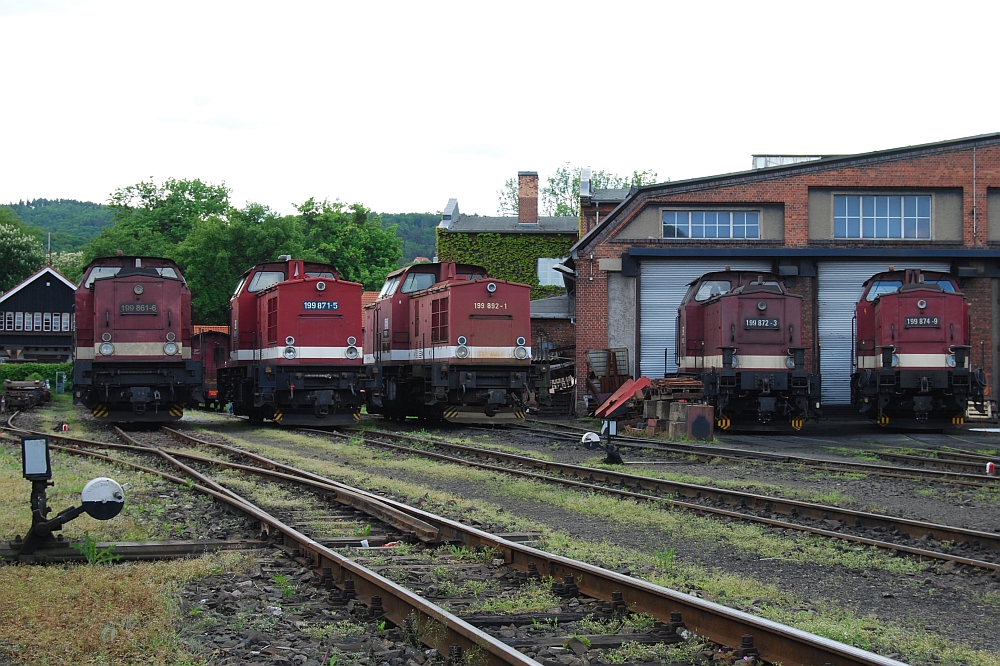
436 230 575 299
0 362 73 388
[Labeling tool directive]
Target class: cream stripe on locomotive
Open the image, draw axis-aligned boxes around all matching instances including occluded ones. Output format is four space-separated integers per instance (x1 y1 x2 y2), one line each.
232 346 362 361
363 345 532 365
856 353 954 369
678 354 793 371
76 344 191 360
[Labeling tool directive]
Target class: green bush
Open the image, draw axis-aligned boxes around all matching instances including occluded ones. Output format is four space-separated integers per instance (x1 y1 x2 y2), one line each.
0 362 73 388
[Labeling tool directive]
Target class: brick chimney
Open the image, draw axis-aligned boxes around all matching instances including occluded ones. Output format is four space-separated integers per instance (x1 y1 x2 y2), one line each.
518 171 538 224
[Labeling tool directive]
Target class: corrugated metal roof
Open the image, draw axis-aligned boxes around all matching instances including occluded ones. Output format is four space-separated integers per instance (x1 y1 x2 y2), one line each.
442 214 578 234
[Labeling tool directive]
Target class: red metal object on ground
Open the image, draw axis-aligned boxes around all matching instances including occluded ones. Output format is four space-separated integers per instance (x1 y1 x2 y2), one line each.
594 376 650 419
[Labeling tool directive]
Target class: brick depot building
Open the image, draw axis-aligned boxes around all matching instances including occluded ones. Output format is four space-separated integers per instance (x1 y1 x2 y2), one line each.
570 133 1000 413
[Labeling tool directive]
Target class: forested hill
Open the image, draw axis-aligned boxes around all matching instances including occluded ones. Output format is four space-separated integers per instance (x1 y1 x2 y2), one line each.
377 212 439 262
6 199 111 252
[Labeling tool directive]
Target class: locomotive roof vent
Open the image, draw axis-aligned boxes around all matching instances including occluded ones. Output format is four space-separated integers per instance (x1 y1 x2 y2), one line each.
278 254 291 261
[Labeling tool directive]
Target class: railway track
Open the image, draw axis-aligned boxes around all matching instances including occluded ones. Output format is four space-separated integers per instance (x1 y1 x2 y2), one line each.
322 425 1000 572
0 415 908 666
515 420 1000 487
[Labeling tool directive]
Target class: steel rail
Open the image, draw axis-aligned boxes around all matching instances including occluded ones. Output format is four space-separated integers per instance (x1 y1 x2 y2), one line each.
159 424 907 666
326 427 1000 571
1 424 537 666
516 422 1000 485
3 417 910 664
0 538 266 562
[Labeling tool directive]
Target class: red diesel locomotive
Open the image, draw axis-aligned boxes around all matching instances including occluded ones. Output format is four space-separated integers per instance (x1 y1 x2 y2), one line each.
676 271 822 429
852 269 987 425
363 261 544 423
218 257 366 425
73 256 202 421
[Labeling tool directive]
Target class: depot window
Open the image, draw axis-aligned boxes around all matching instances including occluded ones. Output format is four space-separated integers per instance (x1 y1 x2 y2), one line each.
835 195 931 239
662 211 760 239
62 313 70 332
15 312 23 331
3 312 10 331
33 313 41 330
43 313 51 331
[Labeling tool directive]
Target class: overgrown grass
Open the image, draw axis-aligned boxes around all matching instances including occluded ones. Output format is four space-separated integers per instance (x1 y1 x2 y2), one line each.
0 552 253 666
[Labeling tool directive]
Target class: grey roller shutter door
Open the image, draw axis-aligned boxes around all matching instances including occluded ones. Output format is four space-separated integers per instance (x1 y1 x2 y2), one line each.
816 261 950 405
639 259 772 378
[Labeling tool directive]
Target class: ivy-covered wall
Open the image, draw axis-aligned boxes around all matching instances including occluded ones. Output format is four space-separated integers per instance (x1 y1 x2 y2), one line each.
436 230 576 299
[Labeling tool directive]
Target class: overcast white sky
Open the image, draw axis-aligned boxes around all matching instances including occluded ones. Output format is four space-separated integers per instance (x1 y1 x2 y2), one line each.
1 0 997 217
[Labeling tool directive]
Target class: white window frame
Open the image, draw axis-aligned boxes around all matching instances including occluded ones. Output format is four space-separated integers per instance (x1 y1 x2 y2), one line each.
33 313 41 331
52 313 60 332
15 312 23 331
43 312 52 331
834 194 932 240
3 312 10 331
537 258 568 287
62 312 70 332
661 209 761 239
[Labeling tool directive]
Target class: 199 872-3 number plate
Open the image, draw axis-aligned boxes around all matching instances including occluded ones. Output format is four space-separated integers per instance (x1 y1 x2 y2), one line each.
745 318 779 329
303 301 338 310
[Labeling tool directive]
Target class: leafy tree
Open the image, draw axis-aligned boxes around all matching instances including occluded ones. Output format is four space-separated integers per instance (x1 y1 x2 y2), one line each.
496 178 518 216
299 199 402 290
52 251 85 284
176 203 306 323
0 209 46 292
83 178 230 263
542 164 659 217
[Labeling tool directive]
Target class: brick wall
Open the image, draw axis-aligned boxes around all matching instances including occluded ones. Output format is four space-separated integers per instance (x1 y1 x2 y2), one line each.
574 140 1000 399
532 318 575 351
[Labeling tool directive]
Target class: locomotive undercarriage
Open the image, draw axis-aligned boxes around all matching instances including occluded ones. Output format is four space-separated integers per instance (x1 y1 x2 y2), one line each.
702 368 822 429
369 362 542 424
853 367 987 425
74 360 202 422
219 363 365 426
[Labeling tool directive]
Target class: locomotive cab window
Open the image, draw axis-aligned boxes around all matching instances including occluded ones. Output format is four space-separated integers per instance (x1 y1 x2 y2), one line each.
378 276 401 298
247 271 285 293
233 276 248 296
84 266 121 288
865 280 903 301
694 280 731 302
306 271 335 279
400 272 436 294
155 267 179 279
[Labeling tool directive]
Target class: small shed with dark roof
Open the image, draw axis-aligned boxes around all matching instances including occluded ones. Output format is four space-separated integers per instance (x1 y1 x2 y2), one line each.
0 266 77 362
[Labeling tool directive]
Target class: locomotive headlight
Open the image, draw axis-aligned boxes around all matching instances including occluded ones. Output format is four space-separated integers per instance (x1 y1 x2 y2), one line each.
457 335 467 345
514 346 528 359
316 281 326 292
99 342 114 356
785 356 797 369
516 336 526 346
166 332 176 342
285 336 295 346
347 336 357 346
947 354 957 368
283 346 296 360
133 284 144 295
163 342 179 355
757 301 767 311
891 354 900 367
730 355 739 368
456 345 470 359
101 332 112 342
917 299 927 310
345 346 360 360
486 282 497 293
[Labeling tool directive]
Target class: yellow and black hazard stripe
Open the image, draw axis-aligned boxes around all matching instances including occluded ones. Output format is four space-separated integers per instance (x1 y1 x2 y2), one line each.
353 411 361 421
443 407 460 419
169 404 184 417
273 409 283 423
92 404 109 418
877 414 890 426
791 416 804 431
952 414 965 426
716 414 731 430
513 410 526 420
